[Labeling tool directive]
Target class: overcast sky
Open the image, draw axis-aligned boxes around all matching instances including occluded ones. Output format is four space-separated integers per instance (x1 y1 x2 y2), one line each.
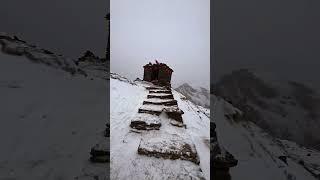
214 0 320 90
111 0 210 89
0 0 108 59
2 0 318 90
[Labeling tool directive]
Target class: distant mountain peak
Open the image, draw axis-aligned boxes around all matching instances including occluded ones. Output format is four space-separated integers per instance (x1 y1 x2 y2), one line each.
175 83 210 108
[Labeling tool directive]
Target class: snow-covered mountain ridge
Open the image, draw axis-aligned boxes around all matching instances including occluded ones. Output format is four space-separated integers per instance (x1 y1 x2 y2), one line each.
0 34 109 180
212 94 320 179
2 30 319 180
213 69 320 150
175 83 210 108
0 32 109 80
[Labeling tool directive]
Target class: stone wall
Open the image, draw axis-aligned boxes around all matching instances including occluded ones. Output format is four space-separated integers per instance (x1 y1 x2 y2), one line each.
143 62 173 87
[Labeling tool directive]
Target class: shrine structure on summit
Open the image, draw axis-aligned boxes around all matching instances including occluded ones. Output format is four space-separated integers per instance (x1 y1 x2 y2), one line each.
143 60 173 87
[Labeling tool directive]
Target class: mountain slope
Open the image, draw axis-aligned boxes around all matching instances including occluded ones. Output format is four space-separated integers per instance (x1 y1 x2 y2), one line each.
0 35 108 180
212 94 320 180
175 83 210 108
214 69 320 149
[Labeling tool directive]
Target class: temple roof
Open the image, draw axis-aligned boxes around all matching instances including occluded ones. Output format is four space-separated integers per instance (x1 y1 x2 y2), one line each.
143 61 173 72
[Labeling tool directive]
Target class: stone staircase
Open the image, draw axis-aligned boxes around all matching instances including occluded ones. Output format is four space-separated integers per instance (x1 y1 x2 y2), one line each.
86 83 205 179
130 85 201 166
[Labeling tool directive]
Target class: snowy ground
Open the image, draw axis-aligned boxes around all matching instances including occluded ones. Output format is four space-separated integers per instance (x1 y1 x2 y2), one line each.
0 49 108 179
212 95 320 180
110 77 210 180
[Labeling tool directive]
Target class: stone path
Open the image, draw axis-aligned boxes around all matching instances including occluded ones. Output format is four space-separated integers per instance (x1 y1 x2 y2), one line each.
86 83 205 179
130 85 200 165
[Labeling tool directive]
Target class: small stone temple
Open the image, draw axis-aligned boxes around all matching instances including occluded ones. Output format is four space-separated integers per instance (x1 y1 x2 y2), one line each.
143 61 173 87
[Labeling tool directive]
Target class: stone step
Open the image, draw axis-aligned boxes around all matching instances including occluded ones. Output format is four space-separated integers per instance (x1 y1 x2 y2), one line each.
90 142 109 163
170 119 186 128
149 90 172 94
143 99 177 106
137 109 184 123
137 134 200 164
148 92 173 96
138 108 162 115
147 94 174 99
166 112 184 122
145 86 166 90
130 114 161 130
138 104 184 122
139 104 180 112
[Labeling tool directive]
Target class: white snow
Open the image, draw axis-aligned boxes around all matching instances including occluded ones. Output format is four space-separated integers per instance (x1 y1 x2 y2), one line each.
175 83 210 108
174 91 211 179
110 78 210 180
143 98 176 103
138 134 196 155
131 113 161 125
212 94 320 180
139 104 183 115
148 93 172 96
0 50 108 179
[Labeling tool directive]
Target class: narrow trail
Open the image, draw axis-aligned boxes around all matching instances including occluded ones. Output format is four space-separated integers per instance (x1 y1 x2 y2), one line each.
110 79 210 180
130 84 202 168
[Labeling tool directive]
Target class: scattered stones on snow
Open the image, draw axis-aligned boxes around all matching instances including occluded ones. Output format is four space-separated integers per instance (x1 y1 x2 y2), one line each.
170 119 186 128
